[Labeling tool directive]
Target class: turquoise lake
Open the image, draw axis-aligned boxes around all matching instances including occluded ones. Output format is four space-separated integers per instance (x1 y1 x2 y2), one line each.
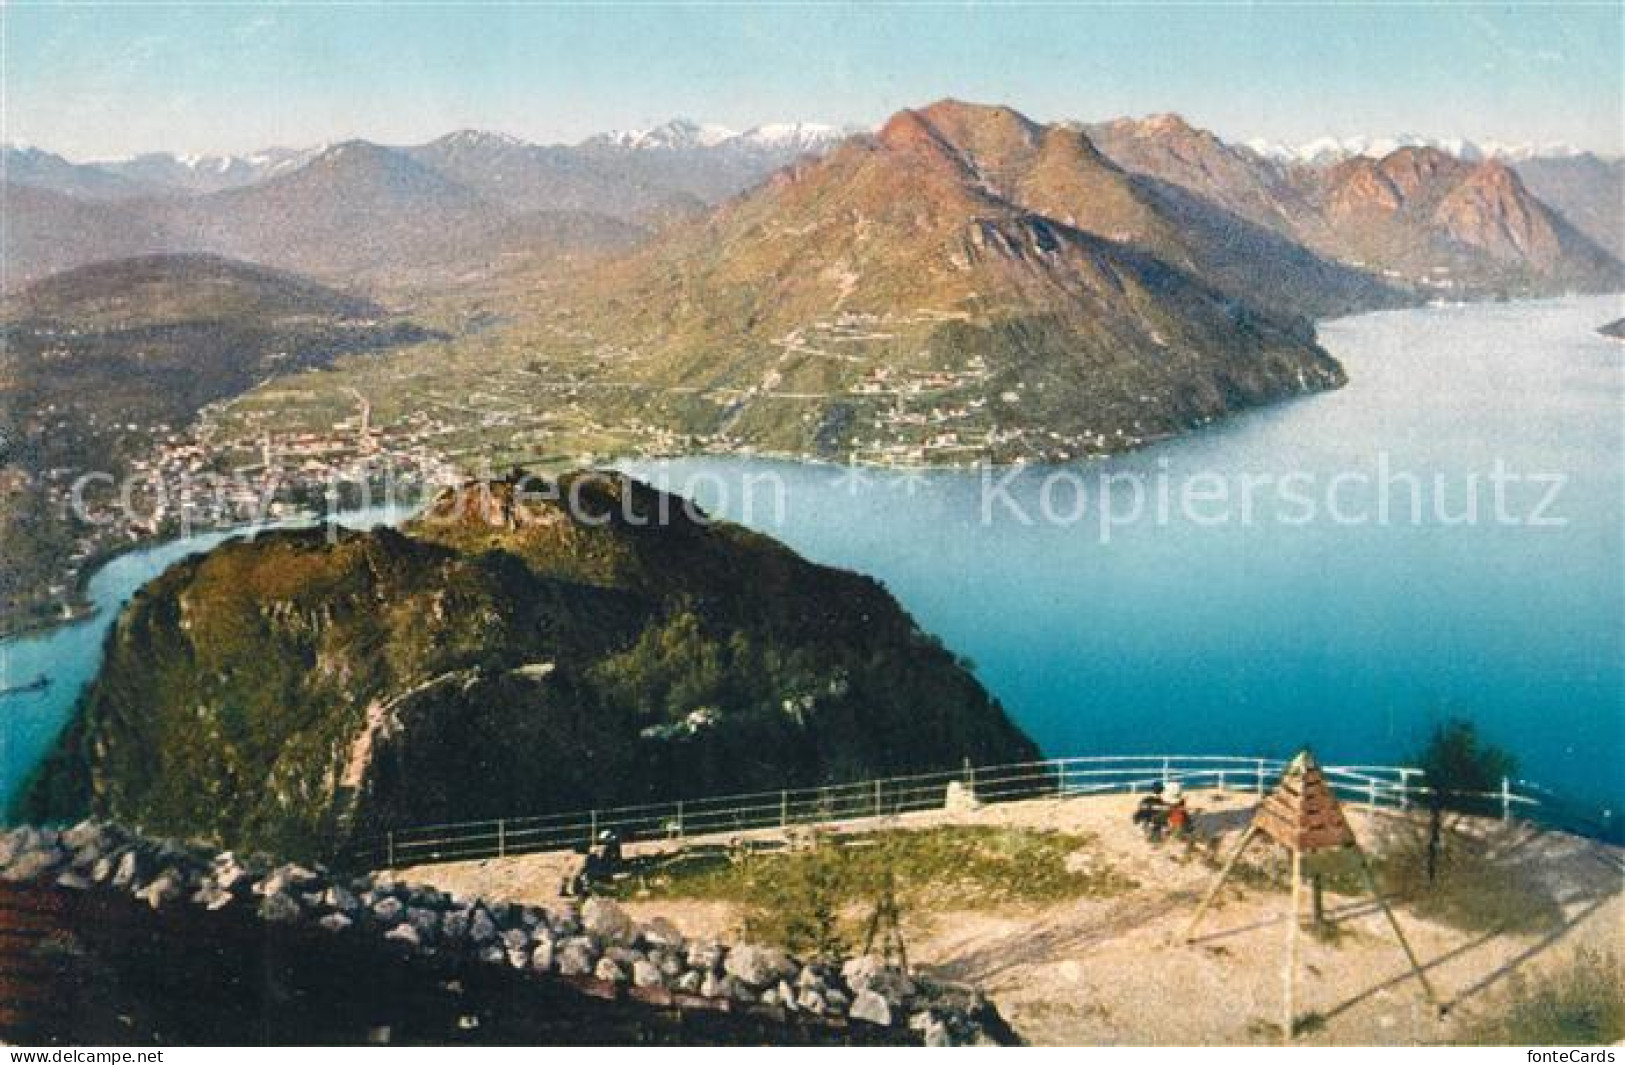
3 295 1621 816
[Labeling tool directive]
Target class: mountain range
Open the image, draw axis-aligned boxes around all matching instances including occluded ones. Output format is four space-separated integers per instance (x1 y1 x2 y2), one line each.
6 108 1618 293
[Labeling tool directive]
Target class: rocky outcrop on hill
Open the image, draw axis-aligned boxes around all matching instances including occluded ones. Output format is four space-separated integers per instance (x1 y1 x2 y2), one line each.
1090 117 1624 298
0 821 1009 1045
20 472 1037 859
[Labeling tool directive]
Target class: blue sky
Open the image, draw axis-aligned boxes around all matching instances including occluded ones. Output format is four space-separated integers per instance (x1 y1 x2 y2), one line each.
6 3 1621 159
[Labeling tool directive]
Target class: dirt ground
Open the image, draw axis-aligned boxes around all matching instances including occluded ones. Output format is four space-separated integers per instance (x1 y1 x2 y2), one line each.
404 789 1625 1045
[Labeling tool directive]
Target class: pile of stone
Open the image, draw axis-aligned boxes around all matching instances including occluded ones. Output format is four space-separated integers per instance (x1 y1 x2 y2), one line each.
1 822 1000 1046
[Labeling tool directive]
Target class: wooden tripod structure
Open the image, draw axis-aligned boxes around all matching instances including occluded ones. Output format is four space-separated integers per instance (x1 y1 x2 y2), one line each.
1183 750 1438 1042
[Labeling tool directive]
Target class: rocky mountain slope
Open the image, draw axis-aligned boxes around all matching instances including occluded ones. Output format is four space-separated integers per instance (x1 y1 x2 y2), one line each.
1513 153 1625 261
1092 116 1623 296
20 472 1037 857
517 100 1350 462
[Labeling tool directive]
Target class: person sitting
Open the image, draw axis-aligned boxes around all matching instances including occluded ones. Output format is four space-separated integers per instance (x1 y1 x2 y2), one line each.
1163 782 1192 839
1133 783 1168 839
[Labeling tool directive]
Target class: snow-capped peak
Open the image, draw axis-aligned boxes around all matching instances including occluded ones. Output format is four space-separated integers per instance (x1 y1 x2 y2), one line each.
436 129 528 149
1245 134 1589 166
592 118 740 151
735 122 846 151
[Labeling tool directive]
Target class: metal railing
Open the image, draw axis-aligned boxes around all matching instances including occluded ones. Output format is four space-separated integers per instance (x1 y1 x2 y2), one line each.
347 754 1616 870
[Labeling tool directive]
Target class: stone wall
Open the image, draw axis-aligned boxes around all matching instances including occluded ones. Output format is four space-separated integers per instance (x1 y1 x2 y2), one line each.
0 822 1014 1046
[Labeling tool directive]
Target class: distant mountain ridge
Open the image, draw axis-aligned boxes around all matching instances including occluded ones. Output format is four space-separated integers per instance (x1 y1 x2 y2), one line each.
1244 134 1603 167
1090 115 1623 296
7 109 1619 294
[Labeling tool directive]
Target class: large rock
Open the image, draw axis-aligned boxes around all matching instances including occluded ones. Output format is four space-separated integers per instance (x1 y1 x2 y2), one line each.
724 943 797 988
258 890 302 924
842 954 916 1004
2 847 66 883
557 938 597 977
468 907 499 945
850 989 894 1027
631 959 665 988
641 915 685 950
582 897 636 943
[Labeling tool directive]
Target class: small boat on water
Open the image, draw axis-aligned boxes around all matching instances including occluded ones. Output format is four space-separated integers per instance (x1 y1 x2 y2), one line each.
0 674 50 698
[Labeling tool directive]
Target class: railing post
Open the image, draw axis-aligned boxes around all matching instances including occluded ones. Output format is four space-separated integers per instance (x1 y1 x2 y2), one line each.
1217 771 1227 793
589 809 598 844
497 818 507 858
1399 769 1412 812
874 779 883 816
1255 759 1266 796
1501 777 1512 823
677 800 685 840
386 831 396 868
1366 780 1376 813
781 790 789 828
1161 756 1171 787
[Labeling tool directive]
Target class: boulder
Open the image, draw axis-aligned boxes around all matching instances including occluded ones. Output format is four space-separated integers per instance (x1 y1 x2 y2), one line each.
89 855 117 885
529 935 555 973
62 820 109 852
257 863 317 897
258 890 302 924
686 941 724 973
557 938 597 977
406 908 441 939
776 979 799 1010
3 846 65 883
500 928 531 953
211 853 254 893
55 870 92 891
323 885 360 915
468 908 499 945
724 943 797 988
594 957 627 984
842 954 915 1004
192 885 233 910
371 897 405 924
675 971 703 993
384 924 422 950
798 988 829 1015
911 1010 952 1047
319 913 353 934
641 915 685 950
582 897 635 943
111 849 142 890
136 873 184 910
631 959 665 988
441 908 470 942
850 989 893 1027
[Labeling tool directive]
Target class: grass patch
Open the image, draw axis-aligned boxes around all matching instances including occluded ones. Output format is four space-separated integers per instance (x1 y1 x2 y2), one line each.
1457 950 1625 1045
620 825 1134 956
1221 824 1563 937
1371 828 1564 935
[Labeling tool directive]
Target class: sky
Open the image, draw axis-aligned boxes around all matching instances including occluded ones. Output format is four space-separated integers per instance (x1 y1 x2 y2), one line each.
5 2 1621 160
